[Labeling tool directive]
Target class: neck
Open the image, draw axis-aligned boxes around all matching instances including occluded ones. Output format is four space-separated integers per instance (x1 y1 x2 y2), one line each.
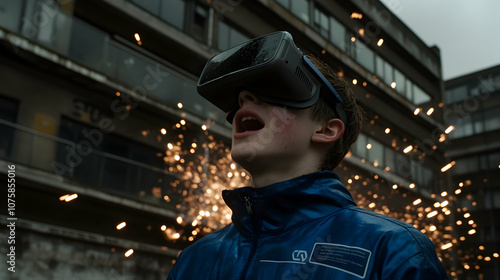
247 155 321 188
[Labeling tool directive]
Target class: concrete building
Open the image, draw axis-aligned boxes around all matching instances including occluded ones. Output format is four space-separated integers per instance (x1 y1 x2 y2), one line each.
0 0 458 278
444 64 500 280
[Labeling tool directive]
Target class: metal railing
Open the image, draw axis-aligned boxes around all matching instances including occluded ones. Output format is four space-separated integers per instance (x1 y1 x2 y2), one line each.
0 0 227 125
0 119 184 209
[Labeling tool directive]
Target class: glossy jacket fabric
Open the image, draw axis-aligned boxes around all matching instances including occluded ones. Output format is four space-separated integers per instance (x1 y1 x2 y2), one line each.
167 171 448 279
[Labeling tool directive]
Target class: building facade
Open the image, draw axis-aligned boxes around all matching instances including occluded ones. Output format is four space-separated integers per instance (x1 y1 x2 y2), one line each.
445 65 500 280
0 0 459 278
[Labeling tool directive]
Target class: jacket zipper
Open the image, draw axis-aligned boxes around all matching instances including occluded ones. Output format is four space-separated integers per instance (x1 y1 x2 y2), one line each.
240 195 257 280
244 196 253 214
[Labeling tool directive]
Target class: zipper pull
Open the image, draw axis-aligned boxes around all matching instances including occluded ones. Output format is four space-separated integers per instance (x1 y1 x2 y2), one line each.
244 196 253 214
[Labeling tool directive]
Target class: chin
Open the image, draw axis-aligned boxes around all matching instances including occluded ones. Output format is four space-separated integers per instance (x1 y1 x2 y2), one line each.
230 146 253 166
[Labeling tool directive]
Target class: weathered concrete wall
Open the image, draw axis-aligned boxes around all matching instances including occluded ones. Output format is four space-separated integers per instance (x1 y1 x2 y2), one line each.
0 228 174 279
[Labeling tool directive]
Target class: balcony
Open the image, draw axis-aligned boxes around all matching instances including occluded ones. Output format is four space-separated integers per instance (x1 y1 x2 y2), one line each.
0 0 228 127
0 119 185 212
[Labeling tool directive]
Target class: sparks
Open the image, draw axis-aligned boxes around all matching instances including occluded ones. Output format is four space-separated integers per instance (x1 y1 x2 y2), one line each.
116 222 126 230
441 243 453 250
440 161 456 172
445 125 455 134
350 12 363 19
427 211 438 218
125 249 134 257
403 145 413 153
60 193 78 202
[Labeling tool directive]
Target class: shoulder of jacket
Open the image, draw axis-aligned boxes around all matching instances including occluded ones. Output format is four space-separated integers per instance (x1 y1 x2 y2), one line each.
341 207 446 278
342 206 433 245
344 206 414 229
179 224 236 256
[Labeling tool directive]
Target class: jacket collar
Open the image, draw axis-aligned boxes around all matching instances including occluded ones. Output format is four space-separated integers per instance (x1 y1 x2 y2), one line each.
222 170 356 237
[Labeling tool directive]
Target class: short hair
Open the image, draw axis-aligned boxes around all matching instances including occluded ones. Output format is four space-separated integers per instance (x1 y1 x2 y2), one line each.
307 55 363 170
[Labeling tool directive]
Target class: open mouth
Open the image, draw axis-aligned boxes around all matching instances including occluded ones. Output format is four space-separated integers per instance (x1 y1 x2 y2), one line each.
240 116 265 132
235 110 265 133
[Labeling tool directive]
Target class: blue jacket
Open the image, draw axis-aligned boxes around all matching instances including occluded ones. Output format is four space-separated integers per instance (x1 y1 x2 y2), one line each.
167 171 448 279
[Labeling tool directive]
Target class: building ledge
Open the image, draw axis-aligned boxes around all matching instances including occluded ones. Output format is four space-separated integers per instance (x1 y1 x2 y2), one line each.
0 214 180 258
0 27 232 139
0 159 180 219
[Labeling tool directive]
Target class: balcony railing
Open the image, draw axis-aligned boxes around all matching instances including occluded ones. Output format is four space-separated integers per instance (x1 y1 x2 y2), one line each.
0 119 183 210
0 0 227 125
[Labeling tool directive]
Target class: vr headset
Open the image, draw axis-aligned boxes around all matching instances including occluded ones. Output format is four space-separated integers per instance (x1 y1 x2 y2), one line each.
197 31 347 126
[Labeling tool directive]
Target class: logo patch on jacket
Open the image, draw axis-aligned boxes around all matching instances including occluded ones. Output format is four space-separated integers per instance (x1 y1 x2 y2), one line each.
292 250 308 262
259 244 372 278
310 243 372 278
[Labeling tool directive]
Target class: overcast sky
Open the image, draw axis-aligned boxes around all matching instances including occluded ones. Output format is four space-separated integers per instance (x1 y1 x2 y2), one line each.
380 0 500 80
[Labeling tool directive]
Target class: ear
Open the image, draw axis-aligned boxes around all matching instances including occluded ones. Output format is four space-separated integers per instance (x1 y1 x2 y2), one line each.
311 119 345 144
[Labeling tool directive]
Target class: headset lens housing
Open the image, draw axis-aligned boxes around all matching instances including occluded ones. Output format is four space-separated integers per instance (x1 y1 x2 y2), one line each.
197 31 346 126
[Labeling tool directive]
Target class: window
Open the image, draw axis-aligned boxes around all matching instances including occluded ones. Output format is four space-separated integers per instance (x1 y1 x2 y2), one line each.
188 4 208 42
375 55 431 106
329 16 346 50
454 157 479 175
413 85 431 105
131 0 161 16
291 0 310 23
367 140 384 167
0 96 18 123
473 112 484 134
160 0 185 30
0 96 18 160
478 73 500 94
454 152 500 175
313 7 329 38
383 62 393 86
470 83 481 97
350 132 437 192
451 106 500 139
0 0 24 33
353 133 367 159
409 160 422 187
69 16 110 74
275 0 289 8
488 152 500 170
462 114 474 137
445 85 467 104
384 148 396 172
405 79 414 101
456 197 475 212
55 118 167 200
484 190 500 210
344 31 356 58
484 107 500 132
375 55 385 81
394 69 406 96
495 74 500 91
448 114 466 139
447 74 499 105
218 21 249 50
130 0 208 43
394 154 411 178
356 42 374 72
421 167 434 191
479 154 489 171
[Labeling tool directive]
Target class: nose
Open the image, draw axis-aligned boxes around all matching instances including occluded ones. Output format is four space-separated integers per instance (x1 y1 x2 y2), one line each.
238 90 260 107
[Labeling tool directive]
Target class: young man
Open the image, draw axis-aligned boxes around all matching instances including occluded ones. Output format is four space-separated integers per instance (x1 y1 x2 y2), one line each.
167 32 448 279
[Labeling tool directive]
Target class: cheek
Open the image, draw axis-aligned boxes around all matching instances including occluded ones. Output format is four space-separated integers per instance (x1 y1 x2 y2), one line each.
268 108 302 149
276 125 299 150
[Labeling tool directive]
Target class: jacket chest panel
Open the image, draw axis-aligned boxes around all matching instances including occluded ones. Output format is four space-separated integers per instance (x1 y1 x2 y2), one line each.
238 226 375 280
